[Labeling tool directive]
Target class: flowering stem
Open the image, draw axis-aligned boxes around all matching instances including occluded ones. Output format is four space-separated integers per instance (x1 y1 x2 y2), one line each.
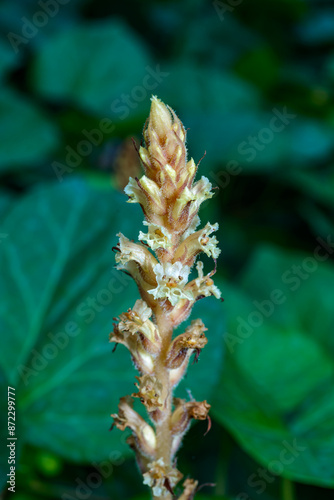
110 96 221 499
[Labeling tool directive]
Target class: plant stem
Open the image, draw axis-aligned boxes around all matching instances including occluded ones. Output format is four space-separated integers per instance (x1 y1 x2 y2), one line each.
154 309 173 500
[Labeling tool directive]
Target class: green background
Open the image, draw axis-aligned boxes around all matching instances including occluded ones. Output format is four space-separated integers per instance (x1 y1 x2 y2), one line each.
1 0 334 499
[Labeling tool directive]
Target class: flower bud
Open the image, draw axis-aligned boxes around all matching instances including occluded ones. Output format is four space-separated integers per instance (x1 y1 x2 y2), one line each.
141 96 187 187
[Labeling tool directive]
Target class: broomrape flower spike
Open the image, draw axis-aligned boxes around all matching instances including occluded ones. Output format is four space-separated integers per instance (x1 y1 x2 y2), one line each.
110 96 221 499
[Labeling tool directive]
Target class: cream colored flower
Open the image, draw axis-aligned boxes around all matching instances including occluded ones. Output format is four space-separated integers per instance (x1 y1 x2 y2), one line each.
115 233 157 286
191 176 214 205
118 299 159 345
174 222 220 265
111 396 156 458
149 262 192 306
124 177 146 204
197 222 220 258
143 458 183 497
166 319 208 369
183 261 221 303
194 261 221 299
132 374 164 412
138 222 172 250
109 323 156 373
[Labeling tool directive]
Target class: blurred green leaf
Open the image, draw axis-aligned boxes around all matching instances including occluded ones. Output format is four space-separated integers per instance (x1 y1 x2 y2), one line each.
160 62 261 114
296 9 334 45
205 112 334 171
286 168 334 210
0 178 224 463
0 39 19 81
31 20 152 119
235 46 280 91
0 89 59 173
213 246 334 487
0 190 13 218
178 14 259 67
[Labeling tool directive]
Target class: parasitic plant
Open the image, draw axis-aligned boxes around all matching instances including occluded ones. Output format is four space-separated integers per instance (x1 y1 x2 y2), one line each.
110 97 221 499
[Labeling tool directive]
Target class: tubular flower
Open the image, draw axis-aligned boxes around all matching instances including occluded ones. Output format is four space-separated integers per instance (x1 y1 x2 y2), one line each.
109 323 156 373
138 221 173 250
111 396 156 458
143 458 183 497
185 261 221 301
132 374 164 412
171 399 211 458
118 299 160 348
174 222 220 266
166 319 208 370
149 261 192 306
110 96 222 499
115 233 158 285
